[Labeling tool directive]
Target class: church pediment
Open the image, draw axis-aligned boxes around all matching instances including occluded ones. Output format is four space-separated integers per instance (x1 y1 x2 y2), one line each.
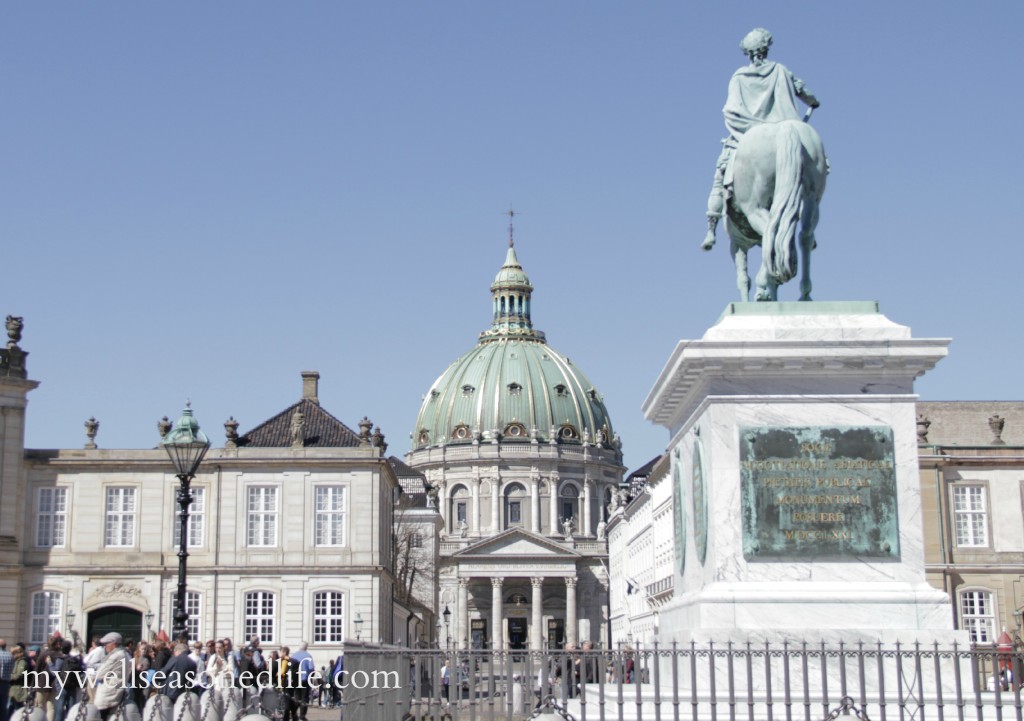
452 529 581 559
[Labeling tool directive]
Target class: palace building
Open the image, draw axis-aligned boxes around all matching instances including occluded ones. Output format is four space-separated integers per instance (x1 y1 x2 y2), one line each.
406 236 625 650
0 331 434 651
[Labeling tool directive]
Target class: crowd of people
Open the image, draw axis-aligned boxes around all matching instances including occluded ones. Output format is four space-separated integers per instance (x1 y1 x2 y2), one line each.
0 633 347 721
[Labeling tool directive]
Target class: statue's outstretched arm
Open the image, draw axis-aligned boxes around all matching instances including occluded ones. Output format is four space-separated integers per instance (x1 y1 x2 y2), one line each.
793 76 821 108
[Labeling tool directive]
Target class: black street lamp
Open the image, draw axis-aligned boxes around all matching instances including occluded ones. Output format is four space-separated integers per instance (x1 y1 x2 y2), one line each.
161 402 210 642
442 605 451 650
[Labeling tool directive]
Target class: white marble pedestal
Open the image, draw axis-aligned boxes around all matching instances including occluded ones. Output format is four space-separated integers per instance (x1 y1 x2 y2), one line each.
641 302 963 646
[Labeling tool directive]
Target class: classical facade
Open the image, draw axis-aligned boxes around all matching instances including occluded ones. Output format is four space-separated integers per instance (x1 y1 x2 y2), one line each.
606 455 671 645
918 402 1024 645
406 238 625 650
1 335 422 654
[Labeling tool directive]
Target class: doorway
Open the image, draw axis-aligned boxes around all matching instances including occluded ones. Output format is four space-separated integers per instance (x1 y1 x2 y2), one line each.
87 606 143 645
547 618 565 649
507 618 527 650
470 619 488 650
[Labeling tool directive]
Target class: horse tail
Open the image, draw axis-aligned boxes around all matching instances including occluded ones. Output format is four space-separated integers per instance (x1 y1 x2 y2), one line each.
763 123 803 284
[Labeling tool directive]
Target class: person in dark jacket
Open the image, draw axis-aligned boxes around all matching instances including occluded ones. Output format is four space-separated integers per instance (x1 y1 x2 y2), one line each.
155 644 196 704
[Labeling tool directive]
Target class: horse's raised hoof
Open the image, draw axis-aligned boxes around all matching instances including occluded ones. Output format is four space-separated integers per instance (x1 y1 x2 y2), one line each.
701 234 716 251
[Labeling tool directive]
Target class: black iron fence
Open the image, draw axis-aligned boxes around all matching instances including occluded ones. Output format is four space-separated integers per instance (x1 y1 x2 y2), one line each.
339 642 1024 721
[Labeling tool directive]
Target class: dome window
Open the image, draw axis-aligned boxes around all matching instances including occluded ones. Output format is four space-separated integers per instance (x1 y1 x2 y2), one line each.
451 424 472 441
508 382 522 396
504 422 528 439
430 390 440 400
558 424 579 441
417 429 430 445
588 388 599 401
461 385 475 397
554 384 568 397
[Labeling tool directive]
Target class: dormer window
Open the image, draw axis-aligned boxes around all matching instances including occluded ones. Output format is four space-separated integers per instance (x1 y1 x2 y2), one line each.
504 422 528 439
554 384 568 397
417 429 430 445
430 390 440 400
452 424 472 441
558 424 579 441
508 383 522 396
588 388 598 401
462 385 475 397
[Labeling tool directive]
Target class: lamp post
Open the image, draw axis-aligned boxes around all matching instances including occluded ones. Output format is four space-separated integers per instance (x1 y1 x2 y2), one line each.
65 607 75 634
145 610 155 640
161 402 210 643
442 605 451 650
354 613 364 641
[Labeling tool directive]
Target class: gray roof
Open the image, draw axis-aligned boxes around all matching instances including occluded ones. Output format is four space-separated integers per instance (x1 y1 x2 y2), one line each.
916 401 1024 446
237 399 363 448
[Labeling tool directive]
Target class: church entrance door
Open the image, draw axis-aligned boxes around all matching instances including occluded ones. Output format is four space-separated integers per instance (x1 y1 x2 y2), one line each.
547 619 565 649
508 618 527 650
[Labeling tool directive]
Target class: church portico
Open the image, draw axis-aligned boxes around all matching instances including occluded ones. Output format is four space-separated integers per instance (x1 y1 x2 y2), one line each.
446 571 580 650
439 527 606 649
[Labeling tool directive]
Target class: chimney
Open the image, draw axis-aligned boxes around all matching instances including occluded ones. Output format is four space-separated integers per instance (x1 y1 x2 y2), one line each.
301 371 320 405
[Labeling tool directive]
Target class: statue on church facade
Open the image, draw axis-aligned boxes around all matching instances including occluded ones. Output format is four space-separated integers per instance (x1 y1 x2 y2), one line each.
701 28 828 302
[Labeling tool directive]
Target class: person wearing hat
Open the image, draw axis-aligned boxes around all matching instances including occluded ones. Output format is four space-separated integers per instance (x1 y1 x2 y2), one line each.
93 633 129 720
8 645 29 717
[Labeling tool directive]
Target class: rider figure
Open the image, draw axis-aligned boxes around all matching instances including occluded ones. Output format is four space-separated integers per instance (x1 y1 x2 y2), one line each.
703 28 820 249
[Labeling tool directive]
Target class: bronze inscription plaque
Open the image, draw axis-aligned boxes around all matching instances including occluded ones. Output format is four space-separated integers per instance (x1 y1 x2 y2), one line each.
739 426 900 560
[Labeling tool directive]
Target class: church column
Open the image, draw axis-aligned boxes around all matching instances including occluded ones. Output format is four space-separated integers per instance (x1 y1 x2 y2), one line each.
491 577 504 649
471 477 481 534
582 478 593 536
531 577 544 650
549 478 559 535
491 478 501 533
438 479 448 530
530 476 540 534
459 578 470 649
565 576 577 646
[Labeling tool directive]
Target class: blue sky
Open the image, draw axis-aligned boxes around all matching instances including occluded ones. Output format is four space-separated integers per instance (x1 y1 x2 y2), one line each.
2 2 1020 470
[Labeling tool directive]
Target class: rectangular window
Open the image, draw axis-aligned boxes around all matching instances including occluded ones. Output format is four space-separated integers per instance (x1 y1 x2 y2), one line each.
953 485 988 547
169 591 202 642
36 488 68 548
562 502 575 521
313 591 344 643
247 487 278 547
172 487 206 548
960 590 995 643
456 502 467 523
30 591 62 644
509 501 522 524
314 486 346 546
105 487 136 547
244 591 276 643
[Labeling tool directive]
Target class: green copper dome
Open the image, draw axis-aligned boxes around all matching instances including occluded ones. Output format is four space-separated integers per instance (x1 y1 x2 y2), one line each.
412 239 616 450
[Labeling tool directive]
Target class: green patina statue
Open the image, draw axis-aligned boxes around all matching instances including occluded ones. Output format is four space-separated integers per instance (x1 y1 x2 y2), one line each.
701 29 829 302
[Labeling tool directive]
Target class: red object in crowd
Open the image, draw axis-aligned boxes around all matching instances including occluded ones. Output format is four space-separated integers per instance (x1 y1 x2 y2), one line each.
997 630 1014 670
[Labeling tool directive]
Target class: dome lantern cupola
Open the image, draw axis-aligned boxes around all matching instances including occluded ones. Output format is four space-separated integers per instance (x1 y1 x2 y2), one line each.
411 228 618 455
481 223 544 342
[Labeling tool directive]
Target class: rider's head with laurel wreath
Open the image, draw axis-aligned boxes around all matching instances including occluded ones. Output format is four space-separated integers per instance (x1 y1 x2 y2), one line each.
740 28 773 65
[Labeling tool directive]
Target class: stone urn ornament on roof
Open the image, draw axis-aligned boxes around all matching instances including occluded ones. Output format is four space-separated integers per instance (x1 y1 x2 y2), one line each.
84 417 99 450
989 414 1007 445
